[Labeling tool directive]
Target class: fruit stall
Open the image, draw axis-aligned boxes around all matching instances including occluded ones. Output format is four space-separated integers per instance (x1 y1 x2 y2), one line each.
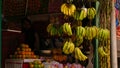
1 0 119 68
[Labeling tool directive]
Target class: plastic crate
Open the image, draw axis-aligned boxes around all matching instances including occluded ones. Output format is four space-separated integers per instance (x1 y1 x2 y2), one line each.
5 59 41 68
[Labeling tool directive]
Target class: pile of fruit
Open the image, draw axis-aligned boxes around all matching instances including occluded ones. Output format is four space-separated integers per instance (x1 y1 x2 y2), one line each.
9 44 38 59
29 60 44 68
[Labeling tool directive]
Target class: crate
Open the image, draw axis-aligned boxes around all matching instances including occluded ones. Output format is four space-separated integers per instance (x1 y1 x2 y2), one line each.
5 59 41 68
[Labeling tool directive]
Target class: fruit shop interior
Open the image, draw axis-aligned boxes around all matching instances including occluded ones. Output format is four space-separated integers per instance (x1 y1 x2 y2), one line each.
2 0 119 68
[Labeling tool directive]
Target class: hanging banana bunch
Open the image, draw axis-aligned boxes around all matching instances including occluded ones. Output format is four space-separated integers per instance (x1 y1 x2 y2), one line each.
62 39 75 54
74 47 88 61
62 22 73 36
87 7 96 20
61 3 76 16
73 7 87 21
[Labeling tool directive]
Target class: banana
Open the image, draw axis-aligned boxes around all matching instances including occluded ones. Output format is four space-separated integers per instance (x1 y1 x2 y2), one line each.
62 23 72 36
61 3 66 13
85 27 93 40
63 41 70 54
47 23 58 36
57 25 63 36
98 46 108 57
63 40 75 54
47 23 53 33
98 28 110 41
73 7 87 21
60 3 76 16
74 47 88 61
79 9 85 21
68 41 75 53
75 36 83 47
76 26 86 37
87 7 96 20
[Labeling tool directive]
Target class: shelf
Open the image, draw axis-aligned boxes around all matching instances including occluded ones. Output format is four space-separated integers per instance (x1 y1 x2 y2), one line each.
28 13 62 22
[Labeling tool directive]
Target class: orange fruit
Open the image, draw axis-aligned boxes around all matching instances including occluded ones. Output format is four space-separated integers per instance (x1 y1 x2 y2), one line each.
22 55 26 59
25 44 29 48
18 55 22 59
21 48 26 51
17 47 21 51
27 52 31 55
28 48 32 52
21 51 26 55
25 48 29 52
32 55 36 59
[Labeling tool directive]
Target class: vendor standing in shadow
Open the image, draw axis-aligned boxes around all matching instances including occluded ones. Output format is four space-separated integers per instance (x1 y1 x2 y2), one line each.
21 17 40 52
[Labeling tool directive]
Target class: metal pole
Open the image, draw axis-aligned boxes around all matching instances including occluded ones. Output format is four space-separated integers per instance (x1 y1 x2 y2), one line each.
94 1 99 68
25 0 29 16
110 0 118 68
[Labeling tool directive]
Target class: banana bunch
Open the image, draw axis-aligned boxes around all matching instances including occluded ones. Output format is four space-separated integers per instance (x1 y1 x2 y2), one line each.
63 40 75 54
62 23 72 36
74 36 83 47
98 46 108 57
47 23 57 36
74 47 88 61
73 7 87 21
61 3 76 16
76 26 86 37
92 26 99 38
87 7 96 20
74 26 85 46
97 28 110 41
85 26 98 40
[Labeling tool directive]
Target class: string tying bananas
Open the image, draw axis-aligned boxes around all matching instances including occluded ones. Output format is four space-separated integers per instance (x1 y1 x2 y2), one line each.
62 23 73 36
73 7 87 21
63 40 75 54
87 7 96 20
61 3 76 16
74 47 88 61
97 28 110 41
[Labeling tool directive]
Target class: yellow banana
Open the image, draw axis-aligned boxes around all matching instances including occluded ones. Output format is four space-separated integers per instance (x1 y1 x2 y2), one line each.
98 46 108 57
87 7 96 20
68 41 75 53
61 3 76 16
63 41 70 54
75 47 87 61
